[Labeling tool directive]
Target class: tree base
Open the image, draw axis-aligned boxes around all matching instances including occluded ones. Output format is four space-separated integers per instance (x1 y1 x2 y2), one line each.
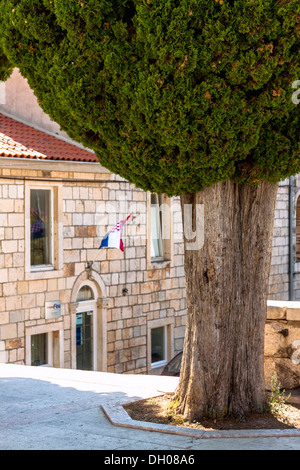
176 180 279 420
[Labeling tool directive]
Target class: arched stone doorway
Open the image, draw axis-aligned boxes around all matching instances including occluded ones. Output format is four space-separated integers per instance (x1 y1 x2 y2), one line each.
70 270 109 371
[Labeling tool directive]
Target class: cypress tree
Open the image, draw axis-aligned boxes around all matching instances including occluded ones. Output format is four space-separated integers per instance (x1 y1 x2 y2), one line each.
1 0 299 418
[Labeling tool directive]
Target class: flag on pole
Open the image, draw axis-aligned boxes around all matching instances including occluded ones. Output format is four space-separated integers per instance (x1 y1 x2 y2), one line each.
99 213 133 252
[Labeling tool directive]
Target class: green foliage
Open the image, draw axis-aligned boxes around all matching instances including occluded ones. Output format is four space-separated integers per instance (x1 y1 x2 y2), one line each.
0 0 299 195
0 51 13 81
267 372 291 415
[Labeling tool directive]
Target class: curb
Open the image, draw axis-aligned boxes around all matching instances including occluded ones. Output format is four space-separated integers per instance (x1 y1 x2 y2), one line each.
101 401 300 440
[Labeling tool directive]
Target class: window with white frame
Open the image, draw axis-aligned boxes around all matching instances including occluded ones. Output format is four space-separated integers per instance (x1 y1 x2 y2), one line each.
151 326 167 367
147 319 174 372
150 193 172 262
25 182 63 276
31 333 48 366
30 189 52 267
26 325 64 368
296 195 300 263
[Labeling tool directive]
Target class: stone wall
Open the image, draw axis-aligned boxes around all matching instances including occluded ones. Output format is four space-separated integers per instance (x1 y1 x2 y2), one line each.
268 176 300 302
0 162 186 373
265 301 300 390
0 176 25 364
268 181 290 300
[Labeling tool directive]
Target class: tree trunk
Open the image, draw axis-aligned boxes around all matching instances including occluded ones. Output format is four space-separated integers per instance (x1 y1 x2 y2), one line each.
176 180 279 420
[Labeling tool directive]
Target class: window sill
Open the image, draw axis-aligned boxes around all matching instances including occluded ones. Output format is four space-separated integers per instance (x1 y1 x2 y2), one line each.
151 360 167 370
31 264 54 272
25 267 63 281
150 259 171 269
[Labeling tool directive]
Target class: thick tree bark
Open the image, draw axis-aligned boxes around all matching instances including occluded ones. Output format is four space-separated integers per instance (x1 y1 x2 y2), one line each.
176 180 279 420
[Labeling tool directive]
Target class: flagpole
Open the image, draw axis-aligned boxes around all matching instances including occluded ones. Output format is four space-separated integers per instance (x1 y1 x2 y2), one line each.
123 227 128 295
123 213 131 293
122 213 134 296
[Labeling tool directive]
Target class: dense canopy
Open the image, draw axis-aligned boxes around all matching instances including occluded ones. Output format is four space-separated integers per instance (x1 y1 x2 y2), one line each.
0 0 299 195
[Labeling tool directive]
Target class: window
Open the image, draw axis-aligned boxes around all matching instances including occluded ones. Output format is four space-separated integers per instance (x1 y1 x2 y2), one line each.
296 196 300 262
151 326 166 366
26 324 64 368
30 189 52 266
147 319 174 372
76 285 95 302
150 193 172 262
25 182 63 277
31 333 48 366
151 194 163 258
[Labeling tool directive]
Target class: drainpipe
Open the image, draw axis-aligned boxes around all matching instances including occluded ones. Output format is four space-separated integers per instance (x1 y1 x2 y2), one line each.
289 176 294 301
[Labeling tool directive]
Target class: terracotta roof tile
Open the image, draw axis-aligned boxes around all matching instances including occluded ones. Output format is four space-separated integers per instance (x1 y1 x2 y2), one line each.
0 113 98 163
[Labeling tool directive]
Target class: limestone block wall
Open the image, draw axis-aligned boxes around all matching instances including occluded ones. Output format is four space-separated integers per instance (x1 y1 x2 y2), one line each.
268 181 290 300
88 189 186 374
268 176 300 302
292 173 300 301
265 301 300 390
0 162 186 373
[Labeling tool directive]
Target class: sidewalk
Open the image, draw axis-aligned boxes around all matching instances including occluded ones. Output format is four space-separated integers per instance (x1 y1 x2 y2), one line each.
0 363 299 451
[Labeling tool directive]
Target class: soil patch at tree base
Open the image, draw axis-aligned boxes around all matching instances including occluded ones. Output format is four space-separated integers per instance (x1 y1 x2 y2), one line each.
124 390 300 431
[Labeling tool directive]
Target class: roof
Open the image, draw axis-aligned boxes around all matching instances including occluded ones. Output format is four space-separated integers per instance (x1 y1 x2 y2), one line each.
0 113 98 163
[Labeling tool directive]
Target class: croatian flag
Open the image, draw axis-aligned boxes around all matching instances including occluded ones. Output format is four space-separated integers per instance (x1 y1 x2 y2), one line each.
99 213 132 252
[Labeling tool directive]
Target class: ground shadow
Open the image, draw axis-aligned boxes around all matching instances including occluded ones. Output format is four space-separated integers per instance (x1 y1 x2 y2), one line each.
124 392 300 432
0 368 159 450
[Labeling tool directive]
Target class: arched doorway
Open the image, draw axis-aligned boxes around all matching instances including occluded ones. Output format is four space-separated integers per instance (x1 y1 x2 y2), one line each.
76 283 97 371
70 271 108 372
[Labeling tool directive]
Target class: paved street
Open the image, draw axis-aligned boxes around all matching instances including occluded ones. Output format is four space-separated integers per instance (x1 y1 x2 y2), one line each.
0 364 299 451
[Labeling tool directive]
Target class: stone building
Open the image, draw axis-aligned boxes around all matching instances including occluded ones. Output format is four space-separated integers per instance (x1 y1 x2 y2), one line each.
266 177 300 389
0 69 186 373
269 175 300 302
